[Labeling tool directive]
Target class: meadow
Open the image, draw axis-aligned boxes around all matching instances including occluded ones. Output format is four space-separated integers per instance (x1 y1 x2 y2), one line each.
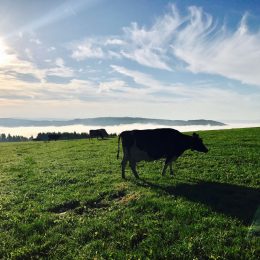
0 128 259 259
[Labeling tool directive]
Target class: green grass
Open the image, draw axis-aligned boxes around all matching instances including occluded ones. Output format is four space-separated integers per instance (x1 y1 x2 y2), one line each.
0 128 259 259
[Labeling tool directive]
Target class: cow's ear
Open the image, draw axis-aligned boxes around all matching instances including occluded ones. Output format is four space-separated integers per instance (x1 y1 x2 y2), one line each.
192 132 199 138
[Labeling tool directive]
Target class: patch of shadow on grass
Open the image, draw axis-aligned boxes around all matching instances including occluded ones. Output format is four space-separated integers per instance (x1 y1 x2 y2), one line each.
135 179 260 225
48 200 80 213
248 205 260 237
48 198 109 215
83 198 108 208
74 198 109 215
108 190 126 200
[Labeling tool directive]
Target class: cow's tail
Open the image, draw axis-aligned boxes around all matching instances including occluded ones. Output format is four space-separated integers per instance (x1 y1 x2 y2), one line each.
117 134 121 159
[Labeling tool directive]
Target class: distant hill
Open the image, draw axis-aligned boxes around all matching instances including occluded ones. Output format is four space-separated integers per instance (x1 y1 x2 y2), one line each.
0 117 225 127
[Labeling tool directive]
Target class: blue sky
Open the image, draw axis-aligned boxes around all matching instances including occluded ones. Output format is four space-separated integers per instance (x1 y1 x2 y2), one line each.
0 0 259 120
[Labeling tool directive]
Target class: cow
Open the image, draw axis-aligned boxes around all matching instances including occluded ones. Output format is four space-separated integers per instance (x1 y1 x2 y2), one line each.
89 129 109 140
117 128 208 179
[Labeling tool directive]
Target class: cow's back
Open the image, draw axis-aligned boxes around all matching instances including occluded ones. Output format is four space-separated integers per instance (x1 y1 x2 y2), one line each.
121 128 185 160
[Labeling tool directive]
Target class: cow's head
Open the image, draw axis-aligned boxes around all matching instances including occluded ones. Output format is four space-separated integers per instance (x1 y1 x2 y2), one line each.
191 133 208 153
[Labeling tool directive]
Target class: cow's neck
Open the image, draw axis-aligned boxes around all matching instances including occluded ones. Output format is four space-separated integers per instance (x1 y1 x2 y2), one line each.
181 135 194 152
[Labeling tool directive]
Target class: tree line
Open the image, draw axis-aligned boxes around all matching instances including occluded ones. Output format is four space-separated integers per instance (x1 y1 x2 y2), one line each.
0 131 117 142
0 133 32 142
35 132 89 141
35 131 117 141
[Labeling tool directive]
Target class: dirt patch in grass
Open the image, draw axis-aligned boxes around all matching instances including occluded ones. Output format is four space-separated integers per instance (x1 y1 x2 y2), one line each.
48 200 80 213
74 198 109 215
83 198 108 209
108 190 126 200
117 192 140 204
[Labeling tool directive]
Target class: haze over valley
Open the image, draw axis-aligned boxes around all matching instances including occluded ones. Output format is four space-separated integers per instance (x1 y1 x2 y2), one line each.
0 117 259 138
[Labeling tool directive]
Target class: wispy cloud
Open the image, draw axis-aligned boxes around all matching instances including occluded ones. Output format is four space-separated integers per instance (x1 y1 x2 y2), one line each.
70 5 182 70
47 46 56 52
71 39 105 60
0 40 75 86
0 76 97 101
110 64 260 109
70 5 260 86
45 58 75 78
98 80 127 93
0 45 45 83
125 5 260 85
171 7 260 86
70 36 124 60
29 38 42 45
111 65 164 91
119 5 182 71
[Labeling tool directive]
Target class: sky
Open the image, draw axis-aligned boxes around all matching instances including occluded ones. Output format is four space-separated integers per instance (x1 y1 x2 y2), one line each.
0 0 260 121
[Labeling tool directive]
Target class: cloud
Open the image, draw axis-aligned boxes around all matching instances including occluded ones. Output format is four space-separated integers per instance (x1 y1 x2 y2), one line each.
45 58 75 78
1 52 259 121
47 46 56 52
110 64 260 111
1 3 260 120
120 48 171 71
0 76 97 101
119 5 183 71
111 65 163 90
55 58 64 67
29 38 42 45
69 5 181 70
110 64 202 100
121 5 260 85
0 40 75 87
0 41 106 101
98 80 127 92
1 35 258 112
0 50 45 83
104 38 125 46
70 4 260 86
71 37 124 60
45 66 75 78
71 39 105 60
171 7 260 86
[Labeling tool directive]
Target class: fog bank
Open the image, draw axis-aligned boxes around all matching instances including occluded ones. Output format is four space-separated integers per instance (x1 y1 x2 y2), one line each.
0 123 259 138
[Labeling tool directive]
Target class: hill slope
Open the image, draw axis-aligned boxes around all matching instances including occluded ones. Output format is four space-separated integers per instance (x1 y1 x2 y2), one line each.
0 117 225 127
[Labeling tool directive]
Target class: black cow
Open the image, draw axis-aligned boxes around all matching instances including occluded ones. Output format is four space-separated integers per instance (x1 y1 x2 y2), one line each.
117 128 208 179
89 129 109 140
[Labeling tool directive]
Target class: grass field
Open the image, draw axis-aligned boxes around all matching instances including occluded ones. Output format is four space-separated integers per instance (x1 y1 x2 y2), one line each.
0 128 259 259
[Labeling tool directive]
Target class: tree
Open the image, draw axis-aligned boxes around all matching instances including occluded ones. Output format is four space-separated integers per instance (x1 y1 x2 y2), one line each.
0 133 6 142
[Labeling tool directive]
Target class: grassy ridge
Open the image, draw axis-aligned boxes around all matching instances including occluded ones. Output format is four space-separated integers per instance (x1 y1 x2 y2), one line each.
0 128 259 259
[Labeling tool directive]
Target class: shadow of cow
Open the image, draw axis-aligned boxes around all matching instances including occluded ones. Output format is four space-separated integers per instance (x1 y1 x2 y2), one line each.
134 179 260 225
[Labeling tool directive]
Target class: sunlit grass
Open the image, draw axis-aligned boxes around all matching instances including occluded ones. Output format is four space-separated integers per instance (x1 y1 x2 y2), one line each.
0 128 259 259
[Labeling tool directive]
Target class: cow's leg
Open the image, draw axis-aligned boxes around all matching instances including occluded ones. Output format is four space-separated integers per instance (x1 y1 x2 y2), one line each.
129 160 139 179
162 157 173 176
170 157 177 176
170 162 174 176
161 160 169 176
121 156 128 179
